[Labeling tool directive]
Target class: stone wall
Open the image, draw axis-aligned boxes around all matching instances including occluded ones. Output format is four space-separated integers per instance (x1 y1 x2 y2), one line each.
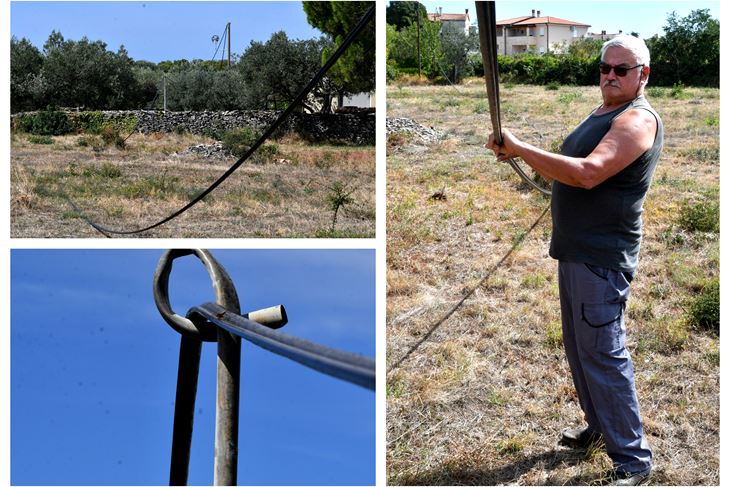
13 109 375 146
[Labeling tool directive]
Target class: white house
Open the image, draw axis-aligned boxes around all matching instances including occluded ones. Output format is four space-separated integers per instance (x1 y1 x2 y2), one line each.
496 10 590 55
427 7 472 35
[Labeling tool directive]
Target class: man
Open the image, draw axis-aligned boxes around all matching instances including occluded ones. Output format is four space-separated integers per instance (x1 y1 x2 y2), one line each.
487 35 662 485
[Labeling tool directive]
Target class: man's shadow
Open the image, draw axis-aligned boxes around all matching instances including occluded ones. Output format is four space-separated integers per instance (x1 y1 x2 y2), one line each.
398 448 600 486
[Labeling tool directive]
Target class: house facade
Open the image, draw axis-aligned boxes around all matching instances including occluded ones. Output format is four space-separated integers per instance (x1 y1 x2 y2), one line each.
496 10 590 55
427 7 471 35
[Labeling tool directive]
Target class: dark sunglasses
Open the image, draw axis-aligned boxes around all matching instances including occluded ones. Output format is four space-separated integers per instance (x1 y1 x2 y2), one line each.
599 62 644 77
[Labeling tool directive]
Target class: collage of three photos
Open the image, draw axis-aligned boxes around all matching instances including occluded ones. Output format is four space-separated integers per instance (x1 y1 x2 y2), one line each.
7 1 720 486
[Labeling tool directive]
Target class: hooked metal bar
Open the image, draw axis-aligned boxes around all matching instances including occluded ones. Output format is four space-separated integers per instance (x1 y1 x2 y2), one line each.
187 302 375 391
475 2 552 197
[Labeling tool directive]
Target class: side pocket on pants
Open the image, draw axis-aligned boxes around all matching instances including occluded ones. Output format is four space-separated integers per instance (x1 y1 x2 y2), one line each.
581 302 624 328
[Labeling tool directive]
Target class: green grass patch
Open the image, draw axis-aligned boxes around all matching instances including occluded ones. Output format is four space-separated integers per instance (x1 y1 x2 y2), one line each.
544 320 563 349
122 174 179 199
685 278 719 333
28 134 54 144
678 192 719 233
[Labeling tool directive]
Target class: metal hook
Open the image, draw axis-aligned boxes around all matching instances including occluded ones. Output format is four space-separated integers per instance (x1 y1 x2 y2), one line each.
153 249 241 342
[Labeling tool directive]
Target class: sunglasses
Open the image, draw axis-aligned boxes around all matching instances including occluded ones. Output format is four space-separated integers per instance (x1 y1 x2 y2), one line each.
599 62 644 77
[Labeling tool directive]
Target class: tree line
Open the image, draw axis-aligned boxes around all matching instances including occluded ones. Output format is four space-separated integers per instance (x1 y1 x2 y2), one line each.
387 3 719 87
10 1 374 114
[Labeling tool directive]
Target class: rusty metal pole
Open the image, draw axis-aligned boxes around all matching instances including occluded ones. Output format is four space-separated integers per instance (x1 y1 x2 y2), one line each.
214 328 240 486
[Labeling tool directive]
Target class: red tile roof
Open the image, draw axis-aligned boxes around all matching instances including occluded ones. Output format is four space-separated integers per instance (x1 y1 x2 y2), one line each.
498 16 590 27
428 13 469 22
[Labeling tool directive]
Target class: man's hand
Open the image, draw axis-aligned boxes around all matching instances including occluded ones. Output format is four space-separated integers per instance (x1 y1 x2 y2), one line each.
486 128 523 162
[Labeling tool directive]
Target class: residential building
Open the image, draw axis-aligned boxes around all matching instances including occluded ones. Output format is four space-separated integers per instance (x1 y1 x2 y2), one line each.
496 9 590 55
586 30 624 41
427 7 471 35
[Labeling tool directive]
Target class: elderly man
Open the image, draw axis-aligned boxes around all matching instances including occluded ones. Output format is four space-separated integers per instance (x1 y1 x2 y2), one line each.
487 35 662 485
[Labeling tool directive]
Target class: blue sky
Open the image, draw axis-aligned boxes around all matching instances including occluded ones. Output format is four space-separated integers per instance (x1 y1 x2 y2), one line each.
418 1 720 39
10 1 322 63
11 249 375 486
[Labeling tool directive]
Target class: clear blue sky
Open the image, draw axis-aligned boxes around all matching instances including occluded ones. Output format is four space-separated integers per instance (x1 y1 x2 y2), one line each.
11 249 375 486
10 1 321 63
417 1 720 39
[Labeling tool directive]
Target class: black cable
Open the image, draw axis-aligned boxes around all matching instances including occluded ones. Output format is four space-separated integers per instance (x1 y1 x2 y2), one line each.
67 5 375 236
188 302 375 391
387 204 550 373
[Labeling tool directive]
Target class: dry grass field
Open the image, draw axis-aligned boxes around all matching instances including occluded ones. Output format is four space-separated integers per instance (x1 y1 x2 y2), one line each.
11 132 375 238
386 80 719 485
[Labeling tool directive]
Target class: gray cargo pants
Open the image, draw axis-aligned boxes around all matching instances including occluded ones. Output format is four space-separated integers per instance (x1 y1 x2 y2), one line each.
558 261 652 474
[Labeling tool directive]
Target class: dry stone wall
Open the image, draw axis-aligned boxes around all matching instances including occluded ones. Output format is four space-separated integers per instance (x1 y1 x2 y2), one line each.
13 110 375 146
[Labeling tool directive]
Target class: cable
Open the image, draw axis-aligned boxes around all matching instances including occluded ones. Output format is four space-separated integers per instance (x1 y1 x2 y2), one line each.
387 203 550 374
66 5 375 236
188 302 375 391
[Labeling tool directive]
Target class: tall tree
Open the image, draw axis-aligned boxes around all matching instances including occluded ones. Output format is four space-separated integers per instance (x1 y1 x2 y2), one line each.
10 37 44 112
302 1 375 97
647 9 719 86
386 1 427 30
40 31 149 109
238 31 330 112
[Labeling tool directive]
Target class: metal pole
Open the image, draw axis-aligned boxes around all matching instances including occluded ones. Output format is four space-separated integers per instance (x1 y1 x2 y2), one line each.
163 73 167 112
214 327 240 485
416 13 421 77
227 22 231 68
169 335 202 486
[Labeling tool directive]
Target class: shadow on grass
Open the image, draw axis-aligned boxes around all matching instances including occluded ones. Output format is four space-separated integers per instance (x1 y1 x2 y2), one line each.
394 448 601 485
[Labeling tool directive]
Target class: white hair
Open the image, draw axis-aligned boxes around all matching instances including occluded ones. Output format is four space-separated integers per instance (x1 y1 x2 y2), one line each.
601 34 651 66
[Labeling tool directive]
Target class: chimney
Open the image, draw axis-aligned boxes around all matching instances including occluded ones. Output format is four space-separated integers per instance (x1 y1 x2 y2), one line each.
537 10 541 17
465 8 468 17
531 9 535 17
439 7 442 16
619 30 623 34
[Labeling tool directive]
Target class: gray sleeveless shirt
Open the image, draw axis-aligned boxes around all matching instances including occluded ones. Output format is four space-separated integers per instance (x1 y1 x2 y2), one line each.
549 95 663 273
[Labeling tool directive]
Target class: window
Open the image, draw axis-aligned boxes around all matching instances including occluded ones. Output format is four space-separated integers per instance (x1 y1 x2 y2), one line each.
539 27 545 36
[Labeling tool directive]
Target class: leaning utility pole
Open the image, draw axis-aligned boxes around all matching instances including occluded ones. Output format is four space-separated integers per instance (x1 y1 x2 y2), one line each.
227 22 231 67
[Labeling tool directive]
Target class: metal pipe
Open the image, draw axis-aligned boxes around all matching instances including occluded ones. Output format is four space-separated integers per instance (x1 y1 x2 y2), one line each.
169 336 202 486
214 328 240 486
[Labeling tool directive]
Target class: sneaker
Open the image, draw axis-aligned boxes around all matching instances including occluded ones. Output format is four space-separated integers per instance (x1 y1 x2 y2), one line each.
607 466 651 486
559 425 603 449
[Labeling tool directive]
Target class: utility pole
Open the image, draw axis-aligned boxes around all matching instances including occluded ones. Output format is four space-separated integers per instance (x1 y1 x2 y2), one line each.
227 22 231 67
163 73 167 112
416 12 422 77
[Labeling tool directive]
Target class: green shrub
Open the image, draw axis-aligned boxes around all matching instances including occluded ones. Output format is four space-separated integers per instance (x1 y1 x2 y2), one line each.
28 134 54 144
545 81 560 91
100 125 126 149
76 111 107 134
686 279 719 333
17 108 74 135
77 135 102 147
678 194 719 233
222 127 261 157
670 81 689 99
558 91 582 104
646 87 667 98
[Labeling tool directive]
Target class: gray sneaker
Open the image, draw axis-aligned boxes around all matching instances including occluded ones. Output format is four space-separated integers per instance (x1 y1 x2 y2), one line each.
559 425 603 449
608 466 651 486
